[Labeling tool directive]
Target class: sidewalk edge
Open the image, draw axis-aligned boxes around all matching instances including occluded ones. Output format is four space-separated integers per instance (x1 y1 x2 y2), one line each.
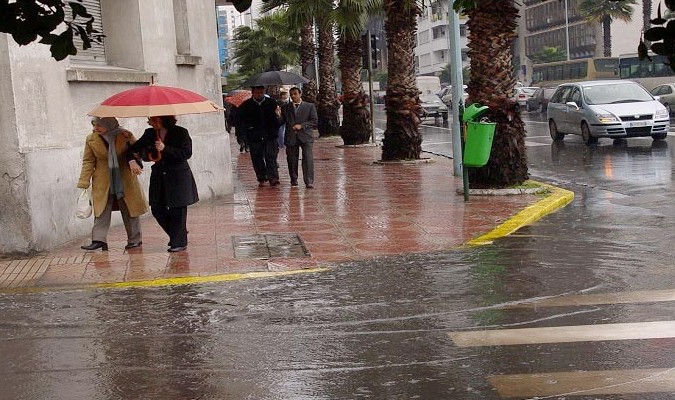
466 181 574 246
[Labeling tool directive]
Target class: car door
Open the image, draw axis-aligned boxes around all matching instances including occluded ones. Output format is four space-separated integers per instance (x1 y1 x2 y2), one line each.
565 87 584 135
548 85 573 132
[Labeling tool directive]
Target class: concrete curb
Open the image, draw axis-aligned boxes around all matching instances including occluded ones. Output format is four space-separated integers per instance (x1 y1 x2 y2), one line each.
466 180 574 246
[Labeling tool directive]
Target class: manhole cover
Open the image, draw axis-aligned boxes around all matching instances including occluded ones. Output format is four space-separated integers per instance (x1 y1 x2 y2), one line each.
232 233 310 259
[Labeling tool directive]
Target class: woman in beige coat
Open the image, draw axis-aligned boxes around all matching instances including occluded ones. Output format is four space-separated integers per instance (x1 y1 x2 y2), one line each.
77 117 148 251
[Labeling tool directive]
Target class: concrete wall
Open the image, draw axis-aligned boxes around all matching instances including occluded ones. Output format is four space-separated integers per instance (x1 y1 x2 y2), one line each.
0 0 232 253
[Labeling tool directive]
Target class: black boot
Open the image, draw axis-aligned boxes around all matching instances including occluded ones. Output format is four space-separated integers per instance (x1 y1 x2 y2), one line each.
81 241 108 251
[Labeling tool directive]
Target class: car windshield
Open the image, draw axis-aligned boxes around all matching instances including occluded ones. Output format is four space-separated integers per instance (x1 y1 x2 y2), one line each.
583 83 654 105
420 94 443 104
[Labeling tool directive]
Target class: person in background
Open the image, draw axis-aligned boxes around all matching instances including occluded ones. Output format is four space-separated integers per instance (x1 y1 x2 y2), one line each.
276 87 318 188
229 105 248 153
237 85 282 187
276 90 290 149
128 115 199 252
78 117 148 251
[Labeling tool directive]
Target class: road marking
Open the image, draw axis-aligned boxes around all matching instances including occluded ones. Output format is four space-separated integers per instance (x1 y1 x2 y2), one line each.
490 367 675 398
0 267 331 294
448 320 675 347
467 181 574 246
507 288 675 309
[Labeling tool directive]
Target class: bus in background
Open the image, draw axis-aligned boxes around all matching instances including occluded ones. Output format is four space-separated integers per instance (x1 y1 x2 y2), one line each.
530 57 619 87
618 53 675 91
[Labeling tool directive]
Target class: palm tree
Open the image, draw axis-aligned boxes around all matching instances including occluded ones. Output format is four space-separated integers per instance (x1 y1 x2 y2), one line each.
579 0 636 57
262 0 340 136
335 0 383 145
464 0 528 187
381 0 423 160
231 13 299 75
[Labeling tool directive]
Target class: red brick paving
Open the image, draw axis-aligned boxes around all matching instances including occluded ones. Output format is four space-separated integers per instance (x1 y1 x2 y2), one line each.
0 135 539 289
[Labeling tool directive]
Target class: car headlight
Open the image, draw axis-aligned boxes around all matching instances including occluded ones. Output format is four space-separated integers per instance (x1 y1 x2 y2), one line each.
596 113 618 123
655 109 670 119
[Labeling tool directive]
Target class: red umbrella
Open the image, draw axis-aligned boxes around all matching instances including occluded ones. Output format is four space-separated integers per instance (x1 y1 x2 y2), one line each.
224 90 252 107
89 84 222 117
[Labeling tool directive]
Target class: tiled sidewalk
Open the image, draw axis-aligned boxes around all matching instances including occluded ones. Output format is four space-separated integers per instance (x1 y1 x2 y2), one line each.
0 135 542 290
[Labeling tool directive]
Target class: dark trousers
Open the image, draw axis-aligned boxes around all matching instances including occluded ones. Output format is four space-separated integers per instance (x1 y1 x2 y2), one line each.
151 204 188 247
286 141 314 185
248 139 279 182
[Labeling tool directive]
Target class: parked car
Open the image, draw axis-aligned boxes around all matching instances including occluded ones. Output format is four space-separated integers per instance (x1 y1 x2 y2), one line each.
419 93 448 123
439 86 469 108
547 80 670 145
512 86 537 109
526 87 557 112
650 83 675 116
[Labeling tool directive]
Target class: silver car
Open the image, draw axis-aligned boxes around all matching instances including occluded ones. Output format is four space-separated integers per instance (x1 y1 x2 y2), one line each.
547 80 670 145
650 83 675 116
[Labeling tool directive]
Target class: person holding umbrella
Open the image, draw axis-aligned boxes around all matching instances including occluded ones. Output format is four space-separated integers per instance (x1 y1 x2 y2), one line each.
128 115 199 252
237 85 283 186
78 117 148 251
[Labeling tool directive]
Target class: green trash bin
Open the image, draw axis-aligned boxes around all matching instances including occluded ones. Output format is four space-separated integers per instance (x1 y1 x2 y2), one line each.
462 103 496 168
464 121 496 167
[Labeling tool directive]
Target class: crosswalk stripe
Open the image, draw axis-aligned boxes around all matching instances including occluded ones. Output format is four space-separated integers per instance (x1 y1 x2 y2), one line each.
448 320 675 347
490 367 675 398
507 289 675 309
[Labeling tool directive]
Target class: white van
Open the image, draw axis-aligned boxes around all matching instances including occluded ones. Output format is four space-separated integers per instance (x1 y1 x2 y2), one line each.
415 76 441 96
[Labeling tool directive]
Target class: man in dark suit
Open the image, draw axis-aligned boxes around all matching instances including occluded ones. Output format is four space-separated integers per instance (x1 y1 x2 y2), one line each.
276 87 318 188
238 85 282 186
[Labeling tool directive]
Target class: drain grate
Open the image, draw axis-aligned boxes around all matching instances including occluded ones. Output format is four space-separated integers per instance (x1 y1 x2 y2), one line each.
232 233 310 259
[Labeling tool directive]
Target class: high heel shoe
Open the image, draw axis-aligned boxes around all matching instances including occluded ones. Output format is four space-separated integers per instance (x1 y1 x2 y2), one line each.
81 241 108 251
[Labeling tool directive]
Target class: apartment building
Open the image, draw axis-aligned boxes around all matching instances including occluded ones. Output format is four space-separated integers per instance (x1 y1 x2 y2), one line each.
414 0 469 80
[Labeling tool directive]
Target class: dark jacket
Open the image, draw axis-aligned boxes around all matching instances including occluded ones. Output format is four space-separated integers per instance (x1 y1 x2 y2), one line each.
237 96 281 142
129 125 199 207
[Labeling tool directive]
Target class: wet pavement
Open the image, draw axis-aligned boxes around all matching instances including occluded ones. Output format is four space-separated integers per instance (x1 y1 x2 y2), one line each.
4 109 675 399
0 124 552 291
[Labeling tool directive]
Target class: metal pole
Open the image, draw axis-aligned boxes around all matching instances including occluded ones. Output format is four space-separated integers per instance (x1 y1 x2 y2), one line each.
448 7 466 199
565 0 570 61
314 18 320 87
366 30 375 144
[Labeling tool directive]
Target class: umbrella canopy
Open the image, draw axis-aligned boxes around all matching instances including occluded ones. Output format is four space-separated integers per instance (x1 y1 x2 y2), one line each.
89 85 222 117
224 89 252 107
241 71 309 87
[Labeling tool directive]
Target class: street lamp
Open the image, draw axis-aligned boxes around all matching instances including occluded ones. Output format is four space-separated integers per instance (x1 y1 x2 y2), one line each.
565 0 570 60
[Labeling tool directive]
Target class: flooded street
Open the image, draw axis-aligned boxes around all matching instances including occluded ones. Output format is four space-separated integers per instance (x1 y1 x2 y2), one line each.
3 109 675 399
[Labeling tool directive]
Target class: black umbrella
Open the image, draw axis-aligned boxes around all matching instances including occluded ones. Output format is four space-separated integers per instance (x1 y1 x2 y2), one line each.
241 71 310 87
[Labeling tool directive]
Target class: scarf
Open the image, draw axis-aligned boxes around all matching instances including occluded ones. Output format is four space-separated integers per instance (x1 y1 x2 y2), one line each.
93 117 125 200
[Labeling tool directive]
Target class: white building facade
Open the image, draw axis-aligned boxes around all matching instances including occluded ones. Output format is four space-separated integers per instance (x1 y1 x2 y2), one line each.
414 0 469 80
0 0 232 253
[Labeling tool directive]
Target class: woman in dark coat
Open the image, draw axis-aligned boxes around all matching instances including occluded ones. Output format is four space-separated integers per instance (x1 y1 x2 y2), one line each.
128 115 199 252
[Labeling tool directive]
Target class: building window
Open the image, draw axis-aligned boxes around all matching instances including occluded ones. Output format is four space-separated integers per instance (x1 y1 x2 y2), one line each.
69 0 106 64
459 24 467 37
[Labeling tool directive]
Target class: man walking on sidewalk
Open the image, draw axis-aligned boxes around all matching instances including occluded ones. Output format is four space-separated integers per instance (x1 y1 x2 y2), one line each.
238 85 282 186
276 87 318 188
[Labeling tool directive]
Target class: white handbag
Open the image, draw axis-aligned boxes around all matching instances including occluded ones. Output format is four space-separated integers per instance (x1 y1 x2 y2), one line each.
75 188 92 219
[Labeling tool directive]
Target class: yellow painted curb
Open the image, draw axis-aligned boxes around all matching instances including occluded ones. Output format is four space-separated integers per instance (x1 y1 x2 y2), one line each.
466 181 574 246
0 267 331 294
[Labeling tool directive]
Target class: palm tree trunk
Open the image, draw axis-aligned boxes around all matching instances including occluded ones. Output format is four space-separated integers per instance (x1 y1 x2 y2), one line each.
338 33 371 145
466 0 528 188
317 21 340 137
603 14 611 57
300 21 318 103
381 0 422 160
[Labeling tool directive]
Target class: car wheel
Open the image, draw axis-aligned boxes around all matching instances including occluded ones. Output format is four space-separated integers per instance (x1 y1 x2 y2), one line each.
549 120 564 141
581 122 598 145
652 132 667 140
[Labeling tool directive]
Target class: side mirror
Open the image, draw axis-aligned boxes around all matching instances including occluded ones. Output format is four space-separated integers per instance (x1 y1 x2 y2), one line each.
565 101 580 110
654 95 661 101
